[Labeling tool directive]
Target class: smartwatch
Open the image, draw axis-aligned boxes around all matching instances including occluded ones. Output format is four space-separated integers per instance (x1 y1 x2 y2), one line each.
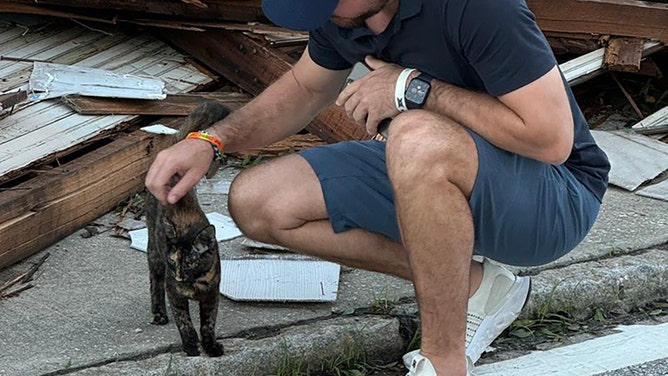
405 73 434 110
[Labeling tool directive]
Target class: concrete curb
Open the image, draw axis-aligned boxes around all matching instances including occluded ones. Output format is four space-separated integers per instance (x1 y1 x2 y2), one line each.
66 316 404 376
524 248 668 320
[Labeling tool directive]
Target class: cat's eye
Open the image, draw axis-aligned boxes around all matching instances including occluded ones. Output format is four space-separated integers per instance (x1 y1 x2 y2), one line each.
192 242 209 255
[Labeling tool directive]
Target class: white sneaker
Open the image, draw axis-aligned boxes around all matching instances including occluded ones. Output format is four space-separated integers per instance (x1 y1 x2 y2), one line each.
403 258 531 368
405 353 475 376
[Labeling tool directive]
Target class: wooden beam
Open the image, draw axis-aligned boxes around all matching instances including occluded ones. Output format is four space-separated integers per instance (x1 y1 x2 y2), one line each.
561 40 663 86
4 0 265 22
526 0 668 42
545 32 603 55
63 92 250 115
0 124 177 270
0 91 27 112
158 28 369 143
603 37 645 72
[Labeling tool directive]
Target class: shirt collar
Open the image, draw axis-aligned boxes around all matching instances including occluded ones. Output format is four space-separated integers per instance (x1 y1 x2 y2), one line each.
329 0 423 40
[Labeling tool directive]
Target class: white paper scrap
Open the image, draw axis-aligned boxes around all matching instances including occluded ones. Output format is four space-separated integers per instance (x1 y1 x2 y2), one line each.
140 124 178 135
206 212 243 241
220 258 341 302
128 212 242 252
129 228 148 252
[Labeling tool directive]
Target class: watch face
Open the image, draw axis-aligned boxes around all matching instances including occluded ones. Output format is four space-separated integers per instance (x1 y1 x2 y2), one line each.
406 79 430 106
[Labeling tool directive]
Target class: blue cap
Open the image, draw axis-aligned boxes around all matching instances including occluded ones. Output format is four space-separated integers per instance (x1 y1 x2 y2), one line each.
262 0 339 31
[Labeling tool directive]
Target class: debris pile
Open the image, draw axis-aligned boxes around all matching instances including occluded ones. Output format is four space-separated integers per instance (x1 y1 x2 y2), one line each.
0 0 666 270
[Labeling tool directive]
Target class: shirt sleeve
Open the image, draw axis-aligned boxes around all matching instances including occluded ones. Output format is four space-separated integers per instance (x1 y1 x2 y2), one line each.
307 28 354 70
456 0 556 96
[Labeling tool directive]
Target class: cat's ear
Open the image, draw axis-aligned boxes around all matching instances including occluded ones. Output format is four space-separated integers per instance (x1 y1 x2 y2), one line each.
193 225 216 254
162 217 177 240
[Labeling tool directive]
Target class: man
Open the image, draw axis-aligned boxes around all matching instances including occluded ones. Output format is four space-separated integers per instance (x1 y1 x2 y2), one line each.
145 0 610 374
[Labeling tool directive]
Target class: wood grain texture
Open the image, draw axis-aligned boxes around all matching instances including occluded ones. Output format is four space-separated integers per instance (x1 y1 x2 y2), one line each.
158 28 370 143
527 0 668 42
603 37 645 72
0 126 176 269
63 92 250 115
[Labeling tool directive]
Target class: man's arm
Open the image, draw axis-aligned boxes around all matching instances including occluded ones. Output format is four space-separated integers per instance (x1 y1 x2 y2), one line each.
206 49 350 153
145 49 350 204
337 57 573 165
423 65 574 165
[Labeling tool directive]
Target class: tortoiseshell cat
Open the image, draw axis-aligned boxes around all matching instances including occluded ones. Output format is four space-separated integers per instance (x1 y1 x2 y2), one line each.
145 101 230 357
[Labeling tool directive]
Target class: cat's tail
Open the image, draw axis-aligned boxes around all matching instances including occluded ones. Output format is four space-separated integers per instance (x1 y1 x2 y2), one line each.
176 101 232 142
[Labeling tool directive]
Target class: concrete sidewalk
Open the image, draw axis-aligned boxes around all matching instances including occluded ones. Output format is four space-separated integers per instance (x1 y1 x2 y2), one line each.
0 167 667 376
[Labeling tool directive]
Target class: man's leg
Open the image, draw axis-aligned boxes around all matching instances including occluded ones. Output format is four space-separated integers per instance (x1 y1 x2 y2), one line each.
228 151 484 288
227 112 513 376
386 110 478 376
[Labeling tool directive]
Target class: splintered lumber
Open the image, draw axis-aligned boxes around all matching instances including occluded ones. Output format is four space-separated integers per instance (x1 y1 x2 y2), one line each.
0 3 118 24
20 252 50 283
545 32 603 55
603 37 646 73
3 0 266 23
0 125 177 270
632 106 668 135
234 133 328 158
159 28 370 143
63 92 250 115
0 91 28 112
526 0 668 42
561 40 663 86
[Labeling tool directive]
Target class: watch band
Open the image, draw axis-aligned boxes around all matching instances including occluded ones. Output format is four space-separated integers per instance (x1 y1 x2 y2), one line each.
394 68 416 112
416 72 434 84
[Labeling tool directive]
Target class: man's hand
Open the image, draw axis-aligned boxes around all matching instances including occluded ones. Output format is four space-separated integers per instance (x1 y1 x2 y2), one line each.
145 139 214 204
336 55 404 135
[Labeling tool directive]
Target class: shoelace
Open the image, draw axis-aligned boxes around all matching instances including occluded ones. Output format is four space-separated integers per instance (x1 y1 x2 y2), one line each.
466 312 484 346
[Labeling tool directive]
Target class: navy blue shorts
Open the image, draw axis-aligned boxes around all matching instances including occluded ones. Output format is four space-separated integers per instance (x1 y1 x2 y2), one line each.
299 133 601 267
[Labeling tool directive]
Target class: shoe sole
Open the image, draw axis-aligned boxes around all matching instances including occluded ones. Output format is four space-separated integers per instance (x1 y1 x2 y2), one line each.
465 275 532 364
402 276 532 369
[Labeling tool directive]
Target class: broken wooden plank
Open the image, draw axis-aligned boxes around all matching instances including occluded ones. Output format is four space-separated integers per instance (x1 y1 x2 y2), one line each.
632 106 668 135
561 40 663 86
0 16 213 182
233 133 328 158
20 252 50 283
0 126 176 270
603 37 646 73
63 92 250 115
545 32 603 56
3 0 266 23
0 3 118 25
0 91 28 111
526 0 668 42
157 28 370 143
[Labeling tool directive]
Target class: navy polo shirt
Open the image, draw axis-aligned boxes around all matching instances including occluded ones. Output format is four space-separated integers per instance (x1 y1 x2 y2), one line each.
307 0 610 202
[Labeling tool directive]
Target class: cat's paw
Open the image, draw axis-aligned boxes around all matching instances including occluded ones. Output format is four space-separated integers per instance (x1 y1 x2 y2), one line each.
150 313 168 325
183 345 200 357
203 341 224 357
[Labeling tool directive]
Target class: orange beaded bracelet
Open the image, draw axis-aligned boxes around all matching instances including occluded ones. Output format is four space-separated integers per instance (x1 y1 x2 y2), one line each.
186 131 224 161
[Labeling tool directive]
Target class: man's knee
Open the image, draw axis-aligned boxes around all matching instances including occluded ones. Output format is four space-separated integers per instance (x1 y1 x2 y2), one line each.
228 167 274 242
386 111 478 189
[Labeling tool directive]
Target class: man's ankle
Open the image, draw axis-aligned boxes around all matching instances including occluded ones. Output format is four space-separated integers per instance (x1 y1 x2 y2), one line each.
423 352 468 376
468 260 483 298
